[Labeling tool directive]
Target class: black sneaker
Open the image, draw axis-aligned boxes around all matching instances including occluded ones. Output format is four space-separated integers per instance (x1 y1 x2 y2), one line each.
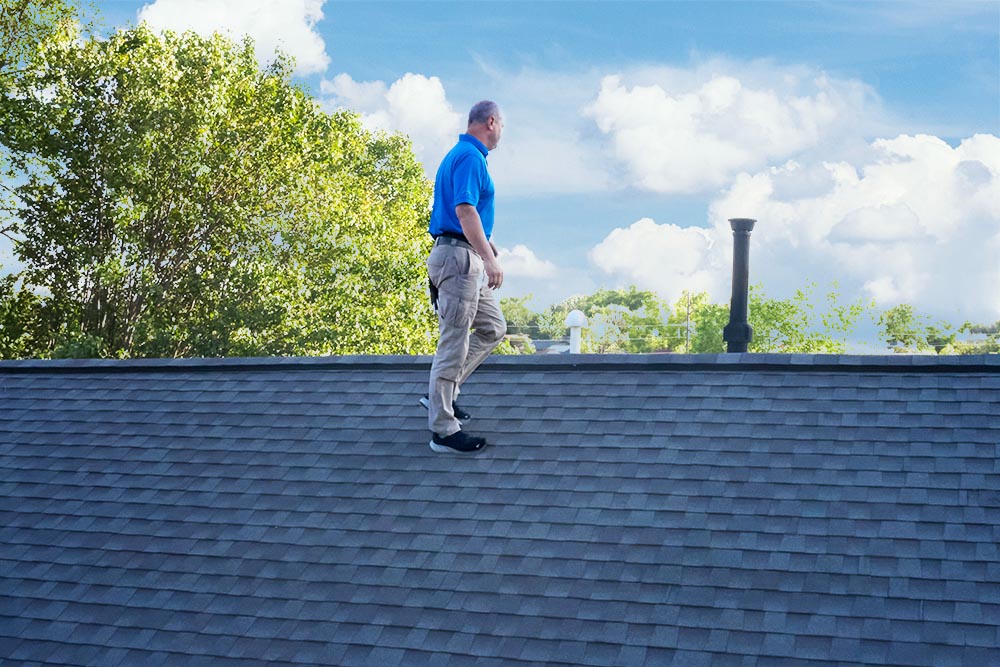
419 396 471 421
430 430 487 454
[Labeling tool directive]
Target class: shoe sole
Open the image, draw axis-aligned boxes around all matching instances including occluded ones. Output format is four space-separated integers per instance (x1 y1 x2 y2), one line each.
429 440 488 455
419 397 470 422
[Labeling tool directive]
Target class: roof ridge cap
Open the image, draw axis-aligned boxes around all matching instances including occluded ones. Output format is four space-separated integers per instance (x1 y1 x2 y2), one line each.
0 353 997 374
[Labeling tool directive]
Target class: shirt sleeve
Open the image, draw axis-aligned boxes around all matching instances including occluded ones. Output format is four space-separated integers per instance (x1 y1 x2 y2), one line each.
451 153 486 207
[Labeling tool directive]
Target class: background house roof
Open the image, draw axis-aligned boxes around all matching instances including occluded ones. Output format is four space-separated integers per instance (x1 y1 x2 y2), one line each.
1 354 998 666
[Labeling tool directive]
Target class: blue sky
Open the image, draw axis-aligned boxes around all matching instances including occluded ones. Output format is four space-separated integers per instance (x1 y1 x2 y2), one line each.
87 2 1000 323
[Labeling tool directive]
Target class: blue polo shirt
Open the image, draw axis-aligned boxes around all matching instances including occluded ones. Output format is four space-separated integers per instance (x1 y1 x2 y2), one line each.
429 134 495 240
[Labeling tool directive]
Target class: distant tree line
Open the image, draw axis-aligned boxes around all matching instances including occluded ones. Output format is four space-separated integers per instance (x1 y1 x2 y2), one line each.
501 286 999 355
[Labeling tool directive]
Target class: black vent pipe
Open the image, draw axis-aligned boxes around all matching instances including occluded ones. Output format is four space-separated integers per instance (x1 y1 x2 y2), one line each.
723 218 756 353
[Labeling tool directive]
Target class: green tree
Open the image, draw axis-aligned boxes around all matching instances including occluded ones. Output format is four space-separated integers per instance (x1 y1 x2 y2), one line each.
747 283 872 353
499 294 540 336
953 320 999 355
1 1 81 357
1 25 434 358
534 301 577 340
966 321 1000 335
878 304 928 352
663 284 872 354
876 305 993 355
0 272 49 357
581 286 660 312
535 287 674 353
0 0 79 77
667 291 728 353
581 304 631 353
492 334 535 355
877 303 962 353
508 283 876 355
925 322 957 353
1 0 80 221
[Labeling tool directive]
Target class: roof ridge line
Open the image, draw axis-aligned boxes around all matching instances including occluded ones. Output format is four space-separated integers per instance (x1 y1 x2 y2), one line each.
1 353 998 374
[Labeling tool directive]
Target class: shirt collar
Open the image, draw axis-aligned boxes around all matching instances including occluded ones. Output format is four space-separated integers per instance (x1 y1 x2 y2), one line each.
459 133 489 156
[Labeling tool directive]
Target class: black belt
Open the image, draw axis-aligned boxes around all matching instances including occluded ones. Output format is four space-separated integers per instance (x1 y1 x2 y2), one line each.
433 232 473 249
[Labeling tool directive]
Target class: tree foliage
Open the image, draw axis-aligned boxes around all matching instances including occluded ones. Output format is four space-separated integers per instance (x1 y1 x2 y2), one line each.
1 23 435 358
879 304 997 355
0 0 78 76
667 291 727 353
511 283 996 355
1 0 81 219
498 294 538 337
954 321 1000 354
879 304 929 351
0 273 47 357
504 283 885 354
581 296 672 353
502 287 677 353
747 283 873 354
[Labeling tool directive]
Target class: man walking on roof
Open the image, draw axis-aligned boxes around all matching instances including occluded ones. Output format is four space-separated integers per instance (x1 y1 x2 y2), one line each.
421 100 507 454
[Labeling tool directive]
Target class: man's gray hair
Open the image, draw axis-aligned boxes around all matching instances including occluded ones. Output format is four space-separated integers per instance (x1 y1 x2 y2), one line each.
468 100 501 126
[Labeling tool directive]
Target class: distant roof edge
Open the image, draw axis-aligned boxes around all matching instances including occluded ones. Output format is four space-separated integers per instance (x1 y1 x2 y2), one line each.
1 353 998 374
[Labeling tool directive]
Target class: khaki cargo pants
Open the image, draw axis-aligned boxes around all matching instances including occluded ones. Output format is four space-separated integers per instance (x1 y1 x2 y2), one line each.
427 240 507 437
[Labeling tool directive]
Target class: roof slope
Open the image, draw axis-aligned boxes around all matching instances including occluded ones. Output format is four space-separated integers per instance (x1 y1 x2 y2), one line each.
1 354 998 666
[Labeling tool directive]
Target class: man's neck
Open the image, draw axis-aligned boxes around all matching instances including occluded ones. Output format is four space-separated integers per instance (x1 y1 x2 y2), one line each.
465 126 491 147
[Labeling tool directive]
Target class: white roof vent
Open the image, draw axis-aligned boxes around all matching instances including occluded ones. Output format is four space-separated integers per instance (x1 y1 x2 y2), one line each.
564 310 588 354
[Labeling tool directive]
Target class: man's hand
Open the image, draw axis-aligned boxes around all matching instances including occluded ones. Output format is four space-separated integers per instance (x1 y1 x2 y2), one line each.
484 256 504 290
456 203 504 290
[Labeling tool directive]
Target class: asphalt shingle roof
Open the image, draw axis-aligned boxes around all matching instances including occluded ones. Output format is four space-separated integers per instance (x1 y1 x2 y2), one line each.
1 353 998 666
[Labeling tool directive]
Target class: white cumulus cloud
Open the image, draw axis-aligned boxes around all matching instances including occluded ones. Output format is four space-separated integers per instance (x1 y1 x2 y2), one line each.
589 218 724 305
737 134 997 317
493 244 582 310
323 68 614 194
321 73 463 175
829 203 927 244
590 133 1000 322
137 0 329 74
497 245 557 279
583 61 881 194
317 60 884 199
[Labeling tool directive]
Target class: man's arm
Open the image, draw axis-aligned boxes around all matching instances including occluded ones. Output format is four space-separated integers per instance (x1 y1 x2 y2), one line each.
455 204 503 289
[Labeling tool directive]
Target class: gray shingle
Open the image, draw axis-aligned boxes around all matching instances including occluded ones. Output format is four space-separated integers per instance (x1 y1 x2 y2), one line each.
1 354 998 665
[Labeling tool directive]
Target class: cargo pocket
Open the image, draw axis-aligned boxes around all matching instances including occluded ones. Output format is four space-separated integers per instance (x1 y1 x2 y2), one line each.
437 273 478 327
430 245 481 327
426 245 449 285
